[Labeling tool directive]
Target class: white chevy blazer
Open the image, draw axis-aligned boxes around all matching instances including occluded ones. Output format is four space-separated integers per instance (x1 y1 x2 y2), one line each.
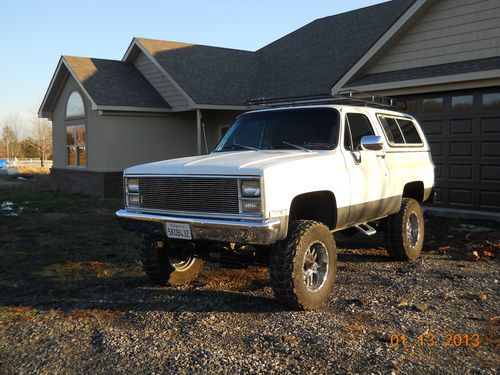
117 101 435 310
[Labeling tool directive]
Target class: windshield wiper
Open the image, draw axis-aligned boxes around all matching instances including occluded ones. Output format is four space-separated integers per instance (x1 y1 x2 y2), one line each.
223 143 259 151
283 141 312 153
304 142 335 149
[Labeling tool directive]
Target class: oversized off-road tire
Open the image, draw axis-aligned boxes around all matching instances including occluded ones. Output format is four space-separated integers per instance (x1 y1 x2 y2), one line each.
270 220 337 310
384 198 424 261
139 234 204 286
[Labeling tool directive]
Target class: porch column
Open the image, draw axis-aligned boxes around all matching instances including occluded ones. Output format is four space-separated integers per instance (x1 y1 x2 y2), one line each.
196 109 202 155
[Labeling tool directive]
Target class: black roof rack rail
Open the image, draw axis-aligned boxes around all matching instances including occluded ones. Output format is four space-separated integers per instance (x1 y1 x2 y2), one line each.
245 90 407 111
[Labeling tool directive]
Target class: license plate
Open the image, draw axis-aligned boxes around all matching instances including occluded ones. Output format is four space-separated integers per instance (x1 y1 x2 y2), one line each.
165 222 192 240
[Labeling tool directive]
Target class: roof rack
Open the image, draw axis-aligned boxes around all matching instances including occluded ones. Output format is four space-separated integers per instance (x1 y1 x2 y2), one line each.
245 90 407 111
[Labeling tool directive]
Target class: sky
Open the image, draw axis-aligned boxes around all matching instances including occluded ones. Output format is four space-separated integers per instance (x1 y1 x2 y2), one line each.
0 0 384 134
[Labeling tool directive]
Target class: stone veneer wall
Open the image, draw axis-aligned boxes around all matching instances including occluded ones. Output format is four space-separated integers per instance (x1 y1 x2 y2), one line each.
51 169 123 198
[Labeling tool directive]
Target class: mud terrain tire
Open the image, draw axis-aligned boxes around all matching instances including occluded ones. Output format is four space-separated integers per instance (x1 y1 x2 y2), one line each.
270 220 337 310
384 198 424 261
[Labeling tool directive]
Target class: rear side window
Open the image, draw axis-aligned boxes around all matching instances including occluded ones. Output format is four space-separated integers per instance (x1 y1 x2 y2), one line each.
397 119 423 144
344 113 375 151
379 116 404 143
378 115 423 146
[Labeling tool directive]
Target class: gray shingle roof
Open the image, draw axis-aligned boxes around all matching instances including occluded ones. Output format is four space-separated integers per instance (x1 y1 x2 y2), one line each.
135 38 258 106
346 56 500 87
64 56 170 109
46 0 417 112
135 0 415 105
251 0 416 100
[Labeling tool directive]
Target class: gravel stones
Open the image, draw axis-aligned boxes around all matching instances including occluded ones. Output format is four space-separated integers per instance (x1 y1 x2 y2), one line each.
1 248 498 374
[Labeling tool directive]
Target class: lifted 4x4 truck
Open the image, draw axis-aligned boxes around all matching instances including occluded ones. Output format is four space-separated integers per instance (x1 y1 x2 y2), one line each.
117 97 435 310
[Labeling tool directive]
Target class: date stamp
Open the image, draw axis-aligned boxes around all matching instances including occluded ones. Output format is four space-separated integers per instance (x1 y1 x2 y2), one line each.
390 333 480 348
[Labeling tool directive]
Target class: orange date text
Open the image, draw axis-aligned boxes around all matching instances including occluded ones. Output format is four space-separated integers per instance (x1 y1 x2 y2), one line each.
389 333 480 348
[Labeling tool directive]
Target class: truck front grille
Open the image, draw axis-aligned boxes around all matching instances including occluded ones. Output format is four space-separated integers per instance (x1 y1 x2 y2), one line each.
138 177 240 214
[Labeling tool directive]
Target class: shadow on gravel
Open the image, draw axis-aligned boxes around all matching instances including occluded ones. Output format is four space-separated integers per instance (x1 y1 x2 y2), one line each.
337 251 392 263
0 273 285 314
68 289 285 314
2 289 285 315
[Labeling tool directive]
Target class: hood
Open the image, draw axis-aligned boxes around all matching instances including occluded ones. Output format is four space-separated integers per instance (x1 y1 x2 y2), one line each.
125 150 325 176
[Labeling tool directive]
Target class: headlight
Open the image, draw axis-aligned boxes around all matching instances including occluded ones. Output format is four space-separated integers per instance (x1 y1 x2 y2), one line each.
241 180 260 197
241 199 261 213
126 178 139 193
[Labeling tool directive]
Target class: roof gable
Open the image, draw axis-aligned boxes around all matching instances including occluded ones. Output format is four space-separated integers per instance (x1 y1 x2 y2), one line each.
39 56 170 117
365 0 500 75
64 56 170 110
133 37 258 106
346 0 500 90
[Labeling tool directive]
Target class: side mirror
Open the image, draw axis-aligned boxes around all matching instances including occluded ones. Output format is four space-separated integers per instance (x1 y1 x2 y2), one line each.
360 135 384 151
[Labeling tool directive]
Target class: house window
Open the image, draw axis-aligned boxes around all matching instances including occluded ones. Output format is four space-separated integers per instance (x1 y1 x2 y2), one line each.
482 93 500 110
422 97 444 113
451 95 473 111
66 91 85 118
66 125 86 166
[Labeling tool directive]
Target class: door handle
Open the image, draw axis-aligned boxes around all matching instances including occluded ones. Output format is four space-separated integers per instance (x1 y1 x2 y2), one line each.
377 154 386 159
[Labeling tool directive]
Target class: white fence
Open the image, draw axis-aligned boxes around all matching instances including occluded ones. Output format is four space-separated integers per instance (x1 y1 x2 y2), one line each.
5 158 53 167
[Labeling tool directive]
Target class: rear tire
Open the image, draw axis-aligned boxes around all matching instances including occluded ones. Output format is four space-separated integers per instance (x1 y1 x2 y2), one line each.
270 220 337 310
139 234 204 286
384 198 424 261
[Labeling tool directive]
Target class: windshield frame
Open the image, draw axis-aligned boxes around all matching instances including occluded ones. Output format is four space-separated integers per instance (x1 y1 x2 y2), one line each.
213 107 341 153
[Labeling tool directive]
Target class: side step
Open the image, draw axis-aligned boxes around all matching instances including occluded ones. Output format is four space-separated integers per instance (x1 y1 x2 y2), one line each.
355 223 377 236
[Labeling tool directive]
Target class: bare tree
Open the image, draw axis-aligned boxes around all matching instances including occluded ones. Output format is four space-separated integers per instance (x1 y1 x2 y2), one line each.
29 114 52 167
1 114 21 159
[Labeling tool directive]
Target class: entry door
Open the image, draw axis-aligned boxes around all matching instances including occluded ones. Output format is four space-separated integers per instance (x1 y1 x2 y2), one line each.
342 112 390 224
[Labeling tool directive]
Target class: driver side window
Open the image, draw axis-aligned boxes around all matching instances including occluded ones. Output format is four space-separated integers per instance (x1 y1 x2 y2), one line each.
344 113 375 151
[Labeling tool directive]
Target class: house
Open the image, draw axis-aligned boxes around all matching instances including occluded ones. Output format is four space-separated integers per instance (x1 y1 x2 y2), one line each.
39 0 500 214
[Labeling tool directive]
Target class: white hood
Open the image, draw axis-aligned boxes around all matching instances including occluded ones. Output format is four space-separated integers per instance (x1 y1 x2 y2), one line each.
125 150 324 176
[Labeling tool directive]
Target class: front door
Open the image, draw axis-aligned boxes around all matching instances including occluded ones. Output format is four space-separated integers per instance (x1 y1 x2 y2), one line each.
342 111 390 225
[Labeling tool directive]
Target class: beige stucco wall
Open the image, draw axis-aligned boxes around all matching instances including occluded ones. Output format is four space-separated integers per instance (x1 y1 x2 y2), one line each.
99 111 196 171
201 110 242 152
51 74 198 172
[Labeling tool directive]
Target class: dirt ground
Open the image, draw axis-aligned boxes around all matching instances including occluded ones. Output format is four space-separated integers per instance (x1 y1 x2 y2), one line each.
0 175 498 374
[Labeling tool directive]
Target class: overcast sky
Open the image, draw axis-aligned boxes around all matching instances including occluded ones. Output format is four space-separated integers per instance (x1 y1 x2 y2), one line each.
0 0 385 128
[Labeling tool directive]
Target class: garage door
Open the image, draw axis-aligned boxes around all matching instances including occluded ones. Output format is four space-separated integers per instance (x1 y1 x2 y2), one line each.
400 88 500 212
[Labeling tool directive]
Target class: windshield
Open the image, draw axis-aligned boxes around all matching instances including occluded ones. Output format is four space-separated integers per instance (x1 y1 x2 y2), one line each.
214 108 340 152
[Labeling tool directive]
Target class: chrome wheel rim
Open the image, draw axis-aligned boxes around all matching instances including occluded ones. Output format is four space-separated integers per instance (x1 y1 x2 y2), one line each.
169 256 196 271
406 212 420 247
302 241 329 293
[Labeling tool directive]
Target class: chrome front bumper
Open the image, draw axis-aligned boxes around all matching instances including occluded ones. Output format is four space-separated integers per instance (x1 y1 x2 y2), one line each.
116 209 285 245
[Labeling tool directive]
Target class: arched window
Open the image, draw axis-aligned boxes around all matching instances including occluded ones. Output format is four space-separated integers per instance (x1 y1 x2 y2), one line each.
66 91 85 118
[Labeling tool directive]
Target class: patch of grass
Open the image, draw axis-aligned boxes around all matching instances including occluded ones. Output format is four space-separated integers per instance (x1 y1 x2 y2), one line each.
0 182 141 310
0 188 120 214
17 166 50 174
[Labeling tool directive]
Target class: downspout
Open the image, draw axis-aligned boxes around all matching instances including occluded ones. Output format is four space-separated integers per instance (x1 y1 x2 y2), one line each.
196 109 202 155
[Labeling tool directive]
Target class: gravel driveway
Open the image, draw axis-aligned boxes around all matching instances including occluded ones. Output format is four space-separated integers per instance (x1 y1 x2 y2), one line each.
1 236 498 374
0 179 498 373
